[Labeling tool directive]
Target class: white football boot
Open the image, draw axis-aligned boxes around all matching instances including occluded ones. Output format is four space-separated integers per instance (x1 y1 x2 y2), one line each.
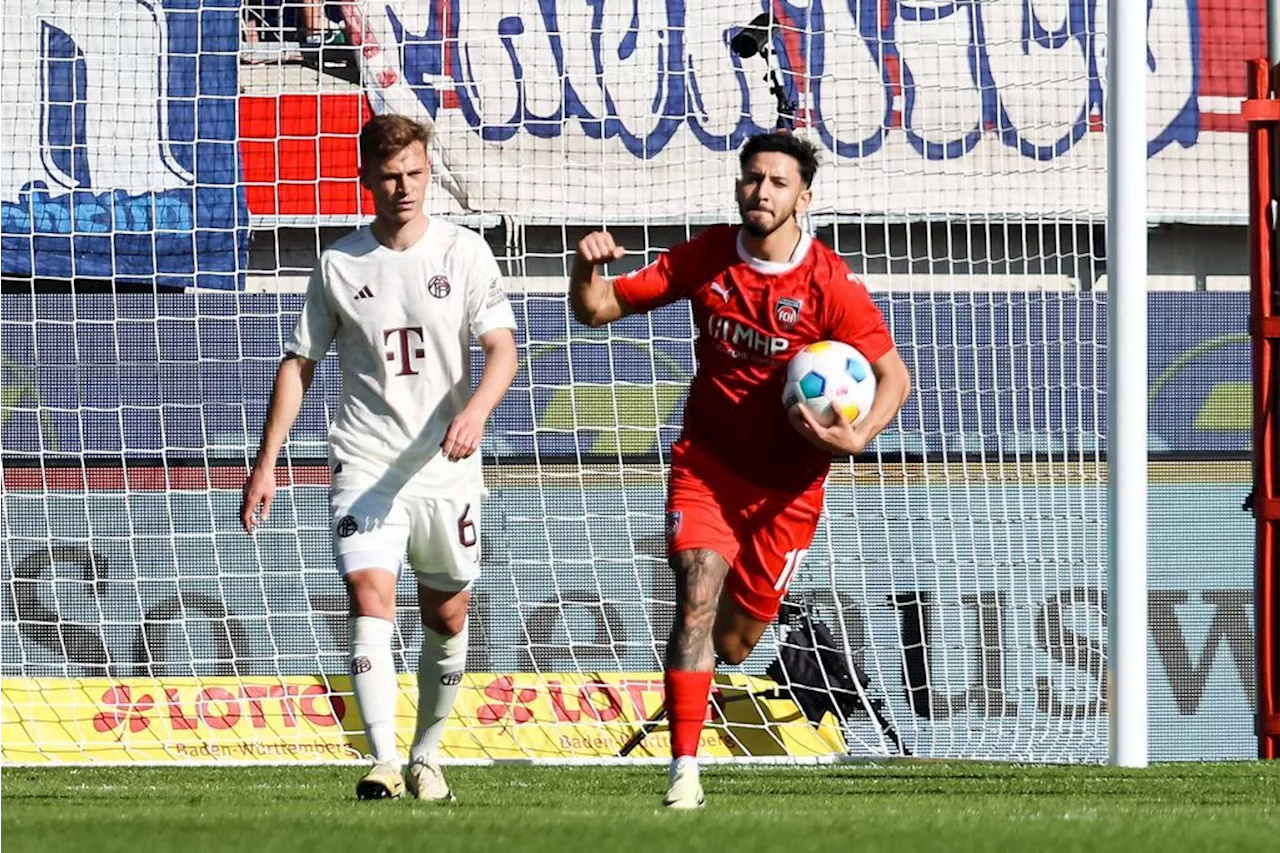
663 756 705 810
355 761 405 800
404 756 454 802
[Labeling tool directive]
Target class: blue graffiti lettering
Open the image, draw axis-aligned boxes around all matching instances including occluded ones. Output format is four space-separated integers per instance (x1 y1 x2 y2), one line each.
392 0 1200 162
809 0 889 160
0 185 193 237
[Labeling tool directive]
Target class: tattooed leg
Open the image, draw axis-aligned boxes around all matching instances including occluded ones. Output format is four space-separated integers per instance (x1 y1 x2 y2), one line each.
665 549 732 672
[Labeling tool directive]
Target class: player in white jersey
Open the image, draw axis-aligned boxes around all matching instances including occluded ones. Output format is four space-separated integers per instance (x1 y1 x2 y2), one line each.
240 115 518 801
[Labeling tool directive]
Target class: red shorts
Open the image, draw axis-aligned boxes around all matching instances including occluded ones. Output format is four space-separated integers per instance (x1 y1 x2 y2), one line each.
665 440 824 622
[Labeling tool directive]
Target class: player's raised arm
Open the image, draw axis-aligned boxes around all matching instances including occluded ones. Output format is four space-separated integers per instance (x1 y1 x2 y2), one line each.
572 228 709 327
569 231 629 327
241 354 318 532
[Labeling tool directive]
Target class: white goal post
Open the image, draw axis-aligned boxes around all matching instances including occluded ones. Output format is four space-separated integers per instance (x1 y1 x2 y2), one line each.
1106 0 1149 769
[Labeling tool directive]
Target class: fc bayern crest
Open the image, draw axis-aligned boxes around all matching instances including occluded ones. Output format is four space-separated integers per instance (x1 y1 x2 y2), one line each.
428 275 451 298
775 297 803 327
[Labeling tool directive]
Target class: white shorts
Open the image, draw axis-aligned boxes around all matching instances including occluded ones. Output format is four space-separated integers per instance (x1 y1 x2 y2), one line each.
329 476 482 592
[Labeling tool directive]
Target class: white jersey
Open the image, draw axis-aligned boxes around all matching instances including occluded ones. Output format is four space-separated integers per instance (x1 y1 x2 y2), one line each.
286 219 517 495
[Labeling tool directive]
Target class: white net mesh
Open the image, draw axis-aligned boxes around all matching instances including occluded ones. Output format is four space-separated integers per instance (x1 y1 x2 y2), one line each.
0 0 1262 764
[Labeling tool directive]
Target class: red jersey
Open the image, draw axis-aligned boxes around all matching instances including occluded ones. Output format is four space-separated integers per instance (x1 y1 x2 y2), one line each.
613 224 895 493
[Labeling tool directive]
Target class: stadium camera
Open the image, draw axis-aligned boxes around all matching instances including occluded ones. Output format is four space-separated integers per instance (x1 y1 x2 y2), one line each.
730 13 772 59
729 13 799 130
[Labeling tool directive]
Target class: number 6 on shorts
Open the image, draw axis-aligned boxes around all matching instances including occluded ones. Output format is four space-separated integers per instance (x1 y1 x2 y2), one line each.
457 503 477 548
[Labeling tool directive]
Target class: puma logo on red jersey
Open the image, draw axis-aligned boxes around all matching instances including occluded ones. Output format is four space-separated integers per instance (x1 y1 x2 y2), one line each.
710 282 732 303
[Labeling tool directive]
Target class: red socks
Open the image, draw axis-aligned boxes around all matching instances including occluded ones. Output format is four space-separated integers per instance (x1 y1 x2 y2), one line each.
665 669 714 758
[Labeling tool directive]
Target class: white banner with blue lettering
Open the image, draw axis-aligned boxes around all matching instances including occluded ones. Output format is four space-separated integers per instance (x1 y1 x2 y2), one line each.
354 0 1242 223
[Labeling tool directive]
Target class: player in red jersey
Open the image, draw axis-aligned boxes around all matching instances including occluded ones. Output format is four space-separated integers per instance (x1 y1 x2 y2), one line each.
570 132 911 808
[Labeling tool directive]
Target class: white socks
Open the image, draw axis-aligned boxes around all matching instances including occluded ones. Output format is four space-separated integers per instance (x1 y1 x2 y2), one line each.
348 616 468 765
410 622 468 764
349 616 399 763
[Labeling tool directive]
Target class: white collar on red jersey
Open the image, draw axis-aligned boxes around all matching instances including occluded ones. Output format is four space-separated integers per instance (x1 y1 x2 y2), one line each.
735 227 813 275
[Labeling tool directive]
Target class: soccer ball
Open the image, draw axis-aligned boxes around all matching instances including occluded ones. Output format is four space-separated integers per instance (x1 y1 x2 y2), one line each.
782 340 877 427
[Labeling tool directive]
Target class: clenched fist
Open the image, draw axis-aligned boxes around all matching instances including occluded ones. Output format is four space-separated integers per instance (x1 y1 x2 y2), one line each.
576 231 626 268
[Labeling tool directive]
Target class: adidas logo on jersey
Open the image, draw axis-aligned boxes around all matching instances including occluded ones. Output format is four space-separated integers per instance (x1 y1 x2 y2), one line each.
354 285 375 300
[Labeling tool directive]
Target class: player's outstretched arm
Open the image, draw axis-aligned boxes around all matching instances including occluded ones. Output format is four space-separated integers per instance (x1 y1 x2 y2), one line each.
241 354 317 533
440 328 517 461
569 231 630 327
790 348 911 456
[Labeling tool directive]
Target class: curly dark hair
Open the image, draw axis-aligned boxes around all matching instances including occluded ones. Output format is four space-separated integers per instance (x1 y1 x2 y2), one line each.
739 132 820 187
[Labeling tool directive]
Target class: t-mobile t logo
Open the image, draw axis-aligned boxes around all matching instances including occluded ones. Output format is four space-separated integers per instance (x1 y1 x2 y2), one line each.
384 326 426 376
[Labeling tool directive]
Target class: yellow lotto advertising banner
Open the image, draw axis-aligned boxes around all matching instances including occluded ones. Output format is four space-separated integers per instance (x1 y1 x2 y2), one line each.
1 673 844 764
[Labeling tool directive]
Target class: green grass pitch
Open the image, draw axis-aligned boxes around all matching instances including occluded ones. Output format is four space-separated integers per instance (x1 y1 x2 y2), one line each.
3 763 1278 852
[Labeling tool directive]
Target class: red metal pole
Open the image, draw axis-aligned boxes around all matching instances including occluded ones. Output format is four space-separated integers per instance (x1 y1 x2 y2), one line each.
1245 57 1280 759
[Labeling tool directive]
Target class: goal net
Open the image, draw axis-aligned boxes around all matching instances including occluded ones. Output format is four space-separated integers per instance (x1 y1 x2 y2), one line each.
0 0 1258 764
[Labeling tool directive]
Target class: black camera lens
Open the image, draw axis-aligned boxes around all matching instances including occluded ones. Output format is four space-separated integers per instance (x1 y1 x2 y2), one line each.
730 13 772 58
